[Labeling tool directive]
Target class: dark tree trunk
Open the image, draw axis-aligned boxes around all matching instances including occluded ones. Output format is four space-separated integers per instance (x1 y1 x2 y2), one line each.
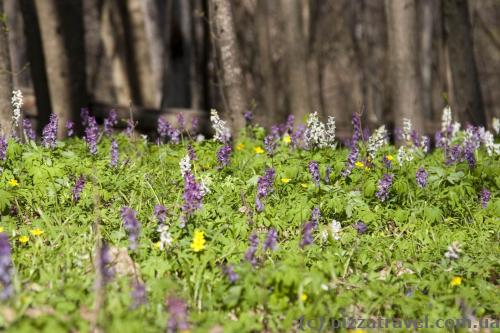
443 0 486 125
0 0 13 136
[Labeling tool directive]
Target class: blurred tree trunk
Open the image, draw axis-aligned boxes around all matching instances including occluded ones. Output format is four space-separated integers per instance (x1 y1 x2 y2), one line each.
191 0 210 111
34 0 88 136
0 0 13 136
443 0 486 125
385 0 423 134
419 0 435 119
282 0 311 123
211 0 247 132
5 0 31 88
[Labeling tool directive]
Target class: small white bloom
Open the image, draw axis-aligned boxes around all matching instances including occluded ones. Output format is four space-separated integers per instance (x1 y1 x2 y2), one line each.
451 122 461 140
367 125 388 159
157 224 172 250
11 90 23 127
330 220 342 240
441 105 452 133
397 146 414 165
200 175 212 196
492 117 500 135
444 241 461 260
210 109 231 143
304 112 336 149
402 118 413 143
179 154 191 177
196 134 205 142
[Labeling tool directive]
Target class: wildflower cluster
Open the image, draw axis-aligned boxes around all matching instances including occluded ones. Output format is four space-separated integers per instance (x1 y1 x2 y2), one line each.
304 112 336 149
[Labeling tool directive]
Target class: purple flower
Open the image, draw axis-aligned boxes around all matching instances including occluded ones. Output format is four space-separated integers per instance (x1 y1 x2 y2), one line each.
23 119 36 141
352 112 362 143
244 233 259 267
480 188 490 209
325 166 331 185
104 109 118 136
310 207 321 229
0 233 14 300
291 124 305 148
177 113 185 133
410 130 420 147
181 171 203 226
130 280 147 309
353 221 367 234
264 134 278 157
309 161 320 186
284 115 295 134
80 108 90 126
382 155 392 169
0 136 7 161
96 242 114 288
84 116 99 155
154 204 167 224
158 117 170 139
42 114 58 148
217 144 232 169
255 197 264 212
244 111 253 125
446 145 462 165
166 296 189 332
110 140 119 168
300 222 314 248
66 120 74 137
342 146 359 177
222 265 239 283
376 173 394 202
362 127 370 142
125 118 135 137
191 116 199 134
416 167 428 188
255 168 275 212
72 175 86 202
263 228 278 251
120 207 141 251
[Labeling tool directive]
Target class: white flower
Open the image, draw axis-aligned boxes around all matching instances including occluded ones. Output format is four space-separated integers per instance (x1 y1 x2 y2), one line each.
179 154 191 177
493 117 500 135
420 136 430 153
210 109 231 143
330 220 341 240
200 175 212 196
367 125 388 159
11 90 23 127
324 116 336 148
402 118 413 143
157 224 172 250
479 129 499 156
196 134 205 142
451 122 461 140
397 146 414 165
444 241 461 260
441 105 452 133
304 112 336 149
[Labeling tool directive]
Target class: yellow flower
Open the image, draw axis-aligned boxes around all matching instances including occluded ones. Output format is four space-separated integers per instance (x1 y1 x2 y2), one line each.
7 179 19 187
350 330 368 333
300 183 308 188
30 228 44 236
364 166 370 171
236 143 245 151
0 227 4 233
254 147 264 154
190 230 206 252
281 178 291 184
283 134 291 144
19 236 29 244
300 293 308 302
153 241 161 249
450 276 462 287
355 161 364 168
386 155 394 161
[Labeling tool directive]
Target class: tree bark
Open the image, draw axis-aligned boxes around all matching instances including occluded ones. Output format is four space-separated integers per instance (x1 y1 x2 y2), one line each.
34 0 88 136
0 0 13 136
443 0 486 125
211 0 247 132
385 0 424 134
419 0 435 119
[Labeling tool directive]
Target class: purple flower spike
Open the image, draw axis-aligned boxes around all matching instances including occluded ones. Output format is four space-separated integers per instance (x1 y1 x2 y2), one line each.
110 140 119 168
0 233 14 300
222 265 239 283
311 207 321 229
244 111 253 125
244 233 259 267
23 119 36 141
80 108 90 127
285 114 295 134
187 145 197 161
255 168 275 212
125 118 135 137
300 222 314 248
325 166 331 185
353 221 367 235
191 116 199 134
84 116 99 155
264 134 278 157
0 136 8 161
104 109 118 136
120 207 141 251
217 144 232 169
166 296 189 332
42 114 58 148
72 175 86 202
66 120 74 137
130 280 147 309
177 113 185 133
96 242 114 289
309 161 320 187
181 171 203 226
263 228 278 251
480 188 490 209
154 204 167 224
376 173 394 202
416 167 428 188
382 155 392 169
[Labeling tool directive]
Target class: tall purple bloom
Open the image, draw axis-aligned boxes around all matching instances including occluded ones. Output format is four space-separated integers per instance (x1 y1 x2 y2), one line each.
309 161 320 186
263 228 278 251
187 145 197 161
158 117 170 139
42 114 58 148
244 233 259 267
125 118 135 137
66 120 74 137
130 280 147 309
325 166 332 185
0 233 14 300
446 145 462 165
342 113 361 177
222 265 239 283
244 111 253 125
217 144 232 169
264 134 278 157
23 119 36 141
416 167 428 188
284 114 295 134
166 296 189 332
480 188 491 209
85 116 99 155
154 204 167 224
80 108 90 127
382 155 392 169
311 207 321 229
97 242 114 287
353 221 367 235
255 168 275 212
300 222 314 248
376 174 394 202
181 171 203 226
104 109 118 136
177 113 185 133
110 140 119 168
291 124 305 148
0 136 7 161
191 116 199 134
72 175 86 202
121 207 141 251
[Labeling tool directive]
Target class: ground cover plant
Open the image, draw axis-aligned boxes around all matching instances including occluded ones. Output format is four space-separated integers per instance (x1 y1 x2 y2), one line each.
0 103 499 332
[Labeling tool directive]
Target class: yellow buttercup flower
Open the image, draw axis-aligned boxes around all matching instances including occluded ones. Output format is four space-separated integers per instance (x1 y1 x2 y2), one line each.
300 293 308 302
30 228 44 236
386 155 394 161
254 147 264 154
190 229 206 252
283 134 291 144
19 236 29 244
450 276 462 287
7 179 19 187
236 143 245 151
355 161 364 168
350 330 368 333
0 227 4 233
300 183 308 188
281 178 291 184
153 241 161 249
